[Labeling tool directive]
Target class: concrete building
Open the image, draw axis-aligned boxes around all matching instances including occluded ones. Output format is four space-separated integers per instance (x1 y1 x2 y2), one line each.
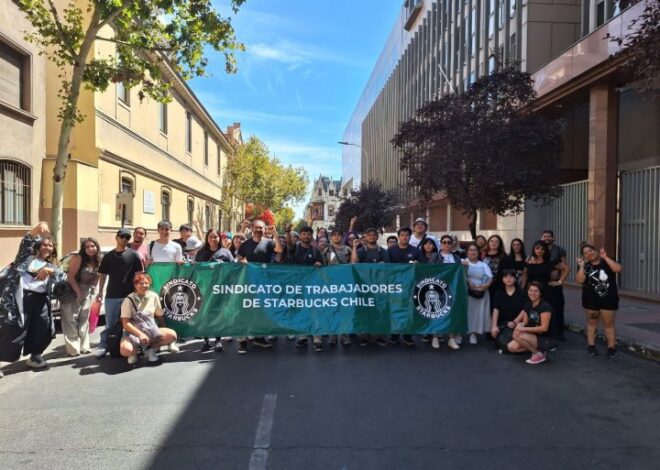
344 0 659 298
305 176 345 230
36 4 243 255
0 3 47 266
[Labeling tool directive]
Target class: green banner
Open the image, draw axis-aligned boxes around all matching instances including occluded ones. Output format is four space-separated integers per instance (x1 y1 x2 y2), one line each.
146 262 468 337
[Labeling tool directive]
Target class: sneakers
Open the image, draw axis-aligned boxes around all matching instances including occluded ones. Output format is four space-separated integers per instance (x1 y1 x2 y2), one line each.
525 352 547 365
95 348 108 359
238 340 248 354
252 337 273 349
127 354 138 365
214 339 224 352
454 334 463 345
328 336 337 346
587 345 599 356
448 337 460 350
295 337 308 348
374 337 388 347
313 342 323 352
168 342 180 353
359 336 369 346
402 336 415 347
421 335 431 343
431 337 440 349
606 347 618 358
201 340 212 352
221 336 233 341
340 335 352 346
287 335 296 340
26 354 47 369
146 347 159 363
469 334 478 345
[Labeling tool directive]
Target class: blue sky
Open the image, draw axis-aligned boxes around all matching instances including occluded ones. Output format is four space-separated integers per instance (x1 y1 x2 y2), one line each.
189 0 400 218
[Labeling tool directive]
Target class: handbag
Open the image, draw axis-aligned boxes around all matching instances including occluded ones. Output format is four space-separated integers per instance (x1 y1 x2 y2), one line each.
468 288 485 299
52 280 76 302
128 297 162 345
88 299 102 333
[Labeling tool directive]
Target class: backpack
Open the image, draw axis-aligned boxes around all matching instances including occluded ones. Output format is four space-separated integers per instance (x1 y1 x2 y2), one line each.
106 316 124 358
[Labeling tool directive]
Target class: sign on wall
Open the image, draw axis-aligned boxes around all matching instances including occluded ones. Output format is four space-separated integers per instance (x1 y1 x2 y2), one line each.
143 190 155 214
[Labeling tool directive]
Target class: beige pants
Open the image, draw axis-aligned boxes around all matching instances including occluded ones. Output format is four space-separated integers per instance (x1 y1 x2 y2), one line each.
60 284 93 356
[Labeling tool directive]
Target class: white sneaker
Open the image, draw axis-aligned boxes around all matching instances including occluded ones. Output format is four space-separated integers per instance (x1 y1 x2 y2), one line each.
469 333 478 345
221 336 233 341
431 337 440 349
146 348 159 362
168 342 180 353
454 334 463 345
448 338 460 350
26 355 48 369
127 354 138 365
95 348 108 358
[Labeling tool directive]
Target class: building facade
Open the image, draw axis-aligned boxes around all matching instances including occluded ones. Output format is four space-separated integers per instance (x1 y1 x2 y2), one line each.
305 176 345 231
0 2 47 266
345 0 659 298
37 6 242 255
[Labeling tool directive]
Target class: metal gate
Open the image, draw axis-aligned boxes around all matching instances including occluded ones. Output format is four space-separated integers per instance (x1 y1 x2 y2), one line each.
619 166 660 297
546 180 588 283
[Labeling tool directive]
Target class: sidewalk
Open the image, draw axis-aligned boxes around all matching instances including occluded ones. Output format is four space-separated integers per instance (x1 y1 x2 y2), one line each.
563 286 660 361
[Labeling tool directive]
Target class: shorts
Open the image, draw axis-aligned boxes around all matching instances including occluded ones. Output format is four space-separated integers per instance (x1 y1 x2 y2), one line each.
537 336 558 353
582 299 619 311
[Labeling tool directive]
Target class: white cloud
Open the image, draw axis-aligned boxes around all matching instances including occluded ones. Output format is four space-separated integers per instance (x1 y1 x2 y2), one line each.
247 40 360 68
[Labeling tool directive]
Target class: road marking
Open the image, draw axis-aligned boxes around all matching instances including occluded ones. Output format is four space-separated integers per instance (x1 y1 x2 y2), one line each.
249 393 277 470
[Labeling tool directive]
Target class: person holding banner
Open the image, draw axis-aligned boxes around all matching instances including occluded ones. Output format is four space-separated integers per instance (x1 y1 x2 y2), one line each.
236 219 283 354
286 226 325 351
429 235 463 350
323 228 352 347
351 228 389 347
120 273 177 365
465 243 493 345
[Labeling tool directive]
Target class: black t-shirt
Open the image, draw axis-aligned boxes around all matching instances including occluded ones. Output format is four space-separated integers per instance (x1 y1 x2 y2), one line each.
98 248 143 299
493 287 526 324
357 246 389 263
237 238 275 263
582 260 619 305
387 244 425 264
500 255 526 274
195 246 234 263
548 244 567 265
523 301 556 338
172 238 186 251
288 242 324 265
525 260 556 286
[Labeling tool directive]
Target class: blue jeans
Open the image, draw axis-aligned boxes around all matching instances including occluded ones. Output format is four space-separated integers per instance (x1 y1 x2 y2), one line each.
99 298 124 349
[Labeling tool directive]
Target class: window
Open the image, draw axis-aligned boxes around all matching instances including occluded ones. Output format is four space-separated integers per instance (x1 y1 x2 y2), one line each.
121 176 133 194
498 45 504 70
0 160 30 225
205 203 212 230
596 0 605 26
118 175 134 226
187 197 194 226
159 102 168 134
499 0 506 28
510 0 516 18
317 188 322 197
185 111 192 153
328 205 335 217
117 82 130 105
488 55 496 74
0 42 30 112
488 0 495 38
161 189 171 222
329 190 335 197
509 33 517 62
204 131 209 166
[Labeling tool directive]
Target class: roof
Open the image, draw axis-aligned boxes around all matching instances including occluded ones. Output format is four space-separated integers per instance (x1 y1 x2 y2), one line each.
316 175 342 192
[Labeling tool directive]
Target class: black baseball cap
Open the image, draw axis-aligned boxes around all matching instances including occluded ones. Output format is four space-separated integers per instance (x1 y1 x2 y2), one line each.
116 228 132 237
364 227 379 235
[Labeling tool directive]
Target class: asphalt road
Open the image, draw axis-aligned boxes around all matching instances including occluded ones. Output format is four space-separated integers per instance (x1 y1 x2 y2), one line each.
1 330 660 470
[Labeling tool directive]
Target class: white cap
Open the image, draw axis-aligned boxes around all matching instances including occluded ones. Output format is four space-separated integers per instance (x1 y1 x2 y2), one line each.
185 236 203 251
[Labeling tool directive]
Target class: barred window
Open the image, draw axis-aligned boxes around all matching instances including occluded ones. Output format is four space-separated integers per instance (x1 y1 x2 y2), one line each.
161 189 171 223
0 160 31 225
187 197 195 226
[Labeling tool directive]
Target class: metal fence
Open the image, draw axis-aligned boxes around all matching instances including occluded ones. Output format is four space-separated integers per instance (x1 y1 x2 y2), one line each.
546 180 588 283
619 166 660 297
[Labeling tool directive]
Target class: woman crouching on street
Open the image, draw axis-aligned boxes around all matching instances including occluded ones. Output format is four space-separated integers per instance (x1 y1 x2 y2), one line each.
506 282 558 365
120 273 177 365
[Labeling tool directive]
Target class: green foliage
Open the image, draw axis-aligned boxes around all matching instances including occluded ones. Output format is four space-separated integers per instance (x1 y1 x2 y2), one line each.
18 0 246 122
334 180 399 233
392 66 564 239
293 218 308 232
274 207 296 232
223 136 309 215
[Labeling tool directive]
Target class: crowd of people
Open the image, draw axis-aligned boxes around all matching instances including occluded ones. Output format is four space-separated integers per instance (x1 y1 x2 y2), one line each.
0 216 622 376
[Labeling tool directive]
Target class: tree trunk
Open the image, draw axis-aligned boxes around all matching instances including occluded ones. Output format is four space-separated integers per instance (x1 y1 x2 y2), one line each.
468 210 477 241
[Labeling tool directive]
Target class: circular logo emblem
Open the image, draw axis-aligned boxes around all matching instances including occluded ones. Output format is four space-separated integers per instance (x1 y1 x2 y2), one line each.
412 277 453 319
160 278 203 322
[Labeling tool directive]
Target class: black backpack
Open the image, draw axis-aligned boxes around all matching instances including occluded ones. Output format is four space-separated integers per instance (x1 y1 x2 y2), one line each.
106 317 124 358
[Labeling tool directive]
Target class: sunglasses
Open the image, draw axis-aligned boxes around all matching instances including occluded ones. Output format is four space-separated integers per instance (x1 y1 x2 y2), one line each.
441 240 451 245
118 234 131 240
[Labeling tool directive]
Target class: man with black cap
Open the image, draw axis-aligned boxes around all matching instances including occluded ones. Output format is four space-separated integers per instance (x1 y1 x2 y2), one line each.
410 217 439 251
95 228 143 358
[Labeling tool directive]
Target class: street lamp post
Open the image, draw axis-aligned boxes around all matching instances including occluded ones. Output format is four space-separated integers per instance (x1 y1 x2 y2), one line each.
338 141 370 184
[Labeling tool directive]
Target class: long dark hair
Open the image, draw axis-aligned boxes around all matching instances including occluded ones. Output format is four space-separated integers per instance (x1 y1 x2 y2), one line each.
509 238 526 259
202 228 221 253
34 236 58 264
421 238 438 254
78 237 101 268
530 240 549 263
486 234 506 258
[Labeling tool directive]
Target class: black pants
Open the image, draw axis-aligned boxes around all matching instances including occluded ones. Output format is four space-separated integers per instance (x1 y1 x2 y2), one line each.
23 291 53 356
547 286 566 337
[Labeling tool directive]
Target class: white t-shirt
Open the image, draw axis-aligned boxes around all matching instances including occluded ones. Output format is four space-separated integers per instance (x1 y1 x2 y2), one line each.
440 252 457 264
409 233 439 251
148 241 183 263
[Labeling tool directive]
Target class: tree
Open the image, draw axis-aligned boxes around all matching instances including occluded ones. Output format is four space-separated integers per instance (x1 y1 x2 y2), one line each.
17 0 246 251
392 66 563 240
608 0 660 91
334 180 399 233
274 207 295 232
222 136 309 218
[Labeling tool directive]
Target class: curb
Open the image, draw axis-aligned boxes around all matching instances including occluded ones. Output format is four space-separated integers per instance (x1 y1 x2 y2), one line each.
567 322 660 362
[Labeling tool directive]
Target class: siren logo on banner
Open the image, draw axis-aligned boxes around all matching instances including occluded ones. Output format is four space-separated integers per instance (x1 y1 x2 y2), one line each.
412 277 453 319
160 278 203 322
